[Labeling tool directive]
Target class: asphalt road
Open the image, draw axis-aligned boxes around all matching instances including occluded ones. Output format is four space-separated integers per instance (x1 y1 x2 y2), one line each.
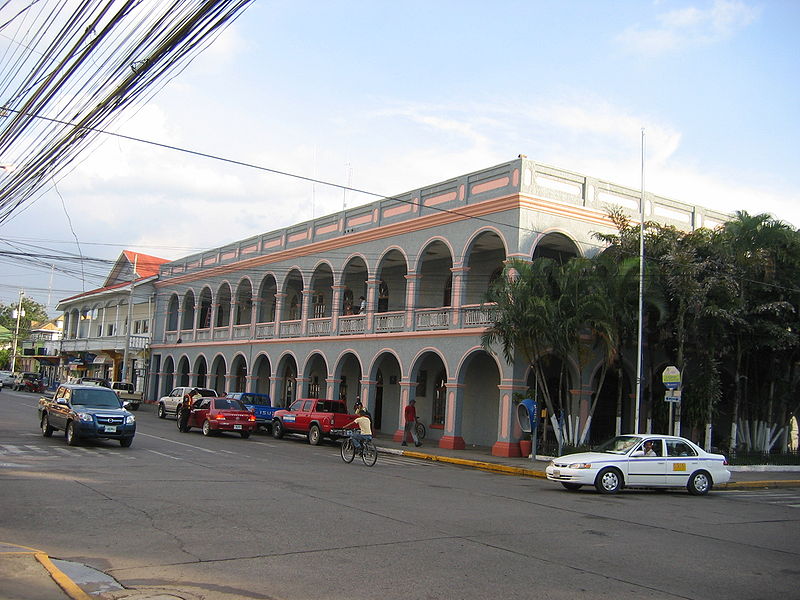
1 389 799 600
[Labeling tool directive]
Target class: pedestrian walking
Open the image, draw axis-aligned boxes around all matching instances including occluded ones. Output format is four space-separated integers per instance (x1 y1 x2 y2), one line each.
402 398 421 447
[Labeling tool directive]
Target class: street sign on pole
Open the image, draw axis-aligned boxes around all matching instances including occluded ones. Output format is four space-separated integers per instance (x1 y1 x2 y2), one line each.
662 366 681 390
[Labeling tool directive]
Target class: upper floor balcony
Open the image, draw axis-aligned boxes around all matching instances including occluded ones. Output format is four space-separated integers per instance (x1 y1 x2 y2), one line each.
161 304 499 345
60 334 150 353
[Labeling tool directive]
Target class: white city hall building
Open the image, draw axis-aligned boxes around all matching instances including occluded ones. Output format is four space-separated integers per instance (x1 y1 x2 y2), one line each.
148 157 727 456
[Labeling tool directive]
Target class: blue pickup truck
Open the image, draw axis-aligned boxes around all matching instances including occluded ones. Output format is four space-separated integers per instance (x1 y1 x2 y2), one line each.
226 392 279 432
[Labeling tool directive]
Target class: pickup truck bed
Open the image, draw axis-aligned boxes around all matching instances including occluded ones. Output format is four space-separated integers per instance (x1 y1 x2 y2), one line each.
272 398 357 445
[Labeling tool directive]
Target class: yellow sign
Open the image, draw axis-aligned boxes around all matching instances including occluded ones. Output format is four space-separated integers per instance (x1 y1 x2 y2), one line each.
672 463 686 472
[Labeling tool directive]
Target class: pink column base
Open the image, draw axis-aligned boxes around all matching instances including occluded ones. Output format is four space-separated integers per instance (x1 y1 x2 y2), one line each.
492 441 522 457
438 435 465 450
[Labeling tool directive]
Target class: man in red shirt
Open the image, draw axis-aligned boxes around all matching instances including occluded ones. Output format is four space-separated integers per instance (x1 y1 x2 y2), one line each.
402 399 422 447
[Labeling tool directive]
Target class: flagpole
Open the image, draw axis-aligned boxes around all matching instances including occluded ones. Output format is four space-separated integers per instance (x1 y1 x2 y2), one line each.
634 129 646 434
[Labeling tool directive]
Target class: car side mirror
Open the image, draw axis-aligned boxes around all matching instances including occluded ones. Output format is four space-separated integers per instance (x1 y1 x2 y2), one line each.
56 398 68 405
631 450 645 457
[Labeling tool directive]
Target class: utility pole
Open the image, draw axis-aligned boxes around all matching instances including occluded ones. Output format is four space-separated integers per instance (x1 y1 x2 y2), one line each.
121 255 137 383
10 289 24 373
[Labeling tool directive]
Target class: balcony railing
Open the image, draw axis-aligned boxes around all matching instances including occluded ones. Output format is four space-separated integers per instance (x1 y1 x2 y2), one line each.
308 318 332 336
415 308 450 330
375 311 405 333
60 334 151 352
157 303 500 345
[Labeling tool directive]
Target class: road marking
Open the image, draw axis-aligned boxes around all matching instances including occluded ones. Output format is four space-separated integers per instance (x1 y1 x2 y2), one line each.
137 432 217 453
146 449 182 460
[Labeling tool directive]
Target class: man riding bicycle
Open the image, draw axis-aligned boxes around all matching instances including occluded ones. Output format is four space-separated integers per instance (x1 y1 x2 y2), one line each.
343 408 373 450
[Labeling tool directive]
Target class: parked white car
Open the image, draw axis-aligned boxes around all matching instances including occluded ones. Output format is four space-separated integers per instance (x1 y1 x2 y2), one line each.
0 370 14 387
157 386 217 419
545 434 731 495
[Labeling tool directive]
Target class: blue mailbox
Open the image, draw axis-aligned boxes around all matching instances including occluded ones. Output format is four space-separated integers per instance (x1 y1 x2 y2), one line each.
516 398 538 433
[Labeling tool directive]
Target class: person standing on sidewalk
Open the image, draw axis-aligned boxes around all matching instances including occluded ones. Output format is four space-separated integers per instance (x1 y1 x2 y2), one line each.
402 399 422 447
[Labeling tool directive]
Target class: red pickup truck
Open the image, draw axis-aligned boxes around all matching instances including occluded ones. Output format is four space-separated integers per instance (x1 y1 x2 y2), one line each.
272 398 356 445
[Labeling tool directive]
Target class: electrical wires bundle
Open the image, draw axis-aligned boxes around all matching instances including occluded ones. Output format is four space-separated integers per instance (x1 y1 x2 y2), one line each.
0 0 254 225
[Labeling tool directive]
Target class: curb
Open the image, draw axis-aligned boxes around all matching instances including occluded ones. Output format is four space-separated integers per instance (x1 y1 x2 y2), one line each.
35 552 93 600
378 447 800 489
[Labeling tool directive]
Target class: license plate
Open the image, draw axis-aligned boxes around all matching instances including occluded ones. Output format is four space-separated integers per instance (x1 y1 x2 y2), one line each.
672 462 686 471
105 425 117 433
234 424 242 430
553 469 560 477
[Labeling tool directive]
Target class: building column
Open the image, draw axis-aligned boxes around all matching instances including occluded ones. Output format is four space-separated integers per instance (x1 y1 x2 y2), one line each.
269 376 282 407
360 378 376 416
449 266 469 328
245 374 257 393
273 293 286 336
404 273 421 331
365 278 380 332
301 289 314 335
392 379 416 442
492 380 528 457
439 380 466 450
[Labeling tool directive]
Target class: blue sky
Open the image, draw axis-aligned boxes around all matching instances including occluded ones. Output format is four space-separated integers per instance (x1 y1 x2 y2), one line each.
1 0 798 311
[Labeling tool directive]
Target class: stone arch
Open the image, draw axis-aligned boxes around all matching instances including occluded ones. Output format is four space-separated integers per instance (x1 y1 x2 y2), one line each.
257 273 278 323
416 239 454 309
282 268 304 321
369 350 403 433
252 353 272 397
210 354 227 395
408 348 449 443
332 351 363 408
230 353 248 392
194 355 209 389
176 355 191 387
339 255 368 315
462 229 508 305
303 352 329 398
532 231 581 263
235 278 254 326
456 348 503 447
181 290 196 330
198 287 213 329
275 352 299 407
310 262 334 319
161 355 176 396
215 282 232 327
375 248 408 313
166 294 179 332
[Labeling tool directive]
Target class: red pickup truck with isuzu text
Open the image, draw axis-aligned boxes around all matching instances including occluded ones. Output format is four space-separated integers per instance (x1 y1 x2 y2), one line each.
271 398 357 445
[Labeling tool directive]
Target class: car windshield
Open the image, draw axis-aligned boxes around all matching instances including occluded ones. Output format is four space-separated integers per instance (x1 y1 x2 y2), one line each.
71 389 122 408
213 398 247 411
594 435 641 455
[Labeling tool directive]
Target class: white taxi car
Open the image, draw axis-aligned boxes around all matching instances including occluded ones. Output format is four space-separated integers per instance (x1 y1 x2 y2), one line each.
545 434 730 495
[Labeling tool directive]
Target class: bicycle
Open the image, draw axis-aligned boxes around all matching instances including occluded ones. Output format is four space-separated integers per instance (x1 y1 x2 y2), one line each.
338 429 378 466
415 417 426 441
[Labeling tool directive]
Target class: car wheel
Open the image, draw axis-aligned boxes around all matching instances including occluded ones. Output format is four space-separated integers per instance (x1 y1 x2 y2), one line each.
66 421 79 446
561 482 582 491
157 404 166 419
272 419 284 439
687 471 712 496
308 424 322 445
595 467 623 494
41 414 54 437
119 437 133 448
240 431 251 439
202 420 213 436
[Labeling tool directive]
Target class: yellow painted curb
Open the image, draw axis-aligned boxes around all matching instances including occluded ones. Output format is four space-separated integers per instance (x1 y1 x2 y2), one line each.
400 450 548 478
34 552 93 600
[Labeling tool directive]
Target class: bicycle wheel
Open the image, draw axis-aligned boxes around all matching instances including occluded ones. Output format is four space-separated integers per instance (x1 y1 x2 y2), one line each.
415 420 426 440
341 438 355 463
361 440 378 466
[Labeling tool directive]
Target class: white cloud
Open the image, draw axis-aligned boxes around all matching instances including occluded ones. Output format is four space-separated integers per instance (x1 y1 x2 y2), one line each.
617 0 760 56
